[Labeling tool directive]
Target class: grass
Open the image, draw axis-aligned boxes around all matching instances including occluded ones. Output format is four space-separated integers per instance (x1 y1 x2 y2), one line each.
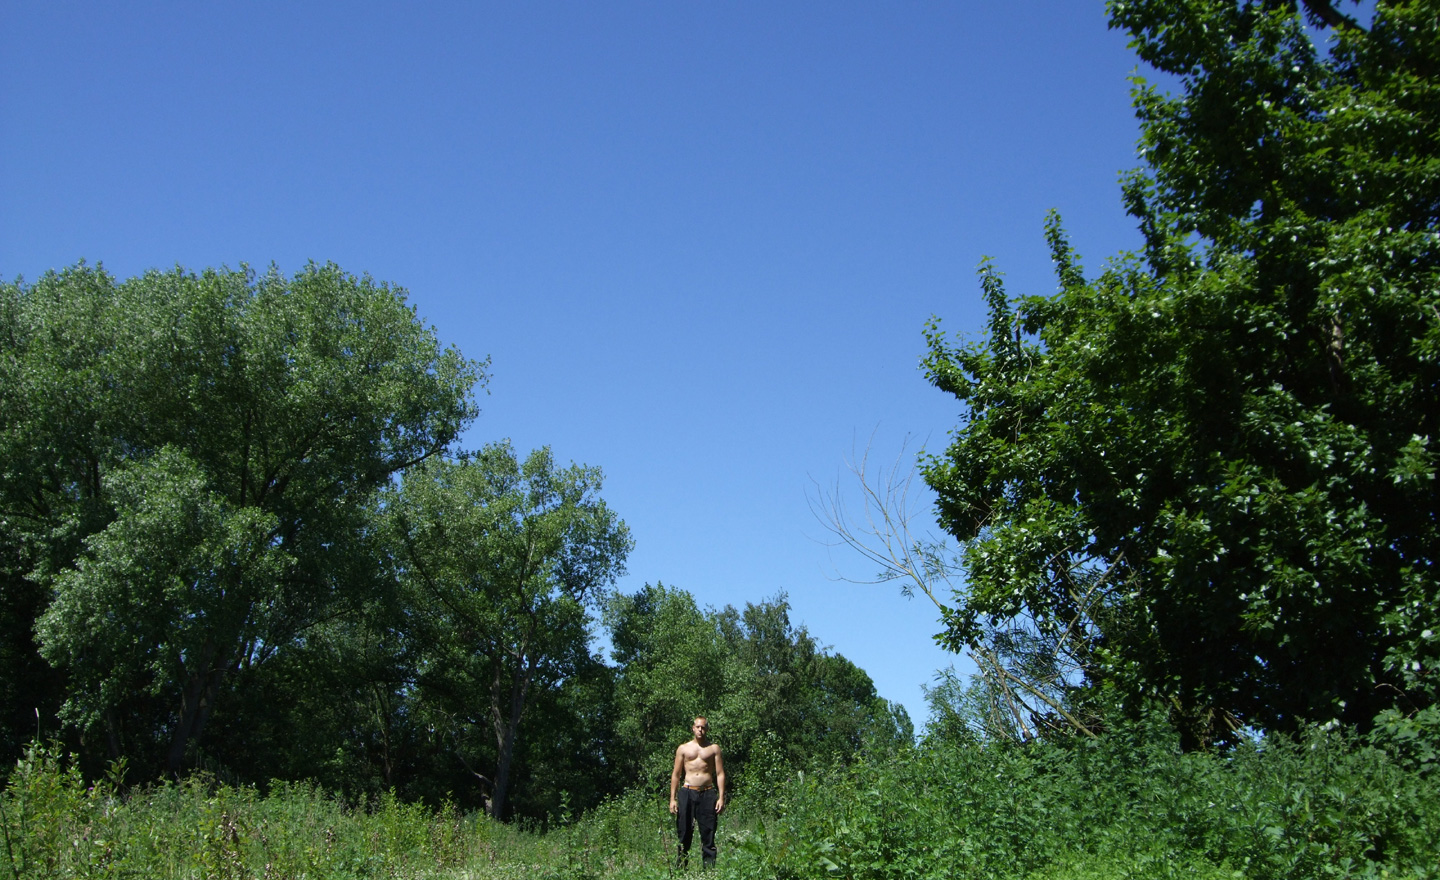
3 717 1438 879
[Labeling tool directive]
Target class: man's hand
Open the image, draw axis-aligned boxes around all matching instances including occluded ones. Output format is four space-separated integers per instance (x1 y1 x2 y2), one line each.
669 798 678 815
715 798 725 816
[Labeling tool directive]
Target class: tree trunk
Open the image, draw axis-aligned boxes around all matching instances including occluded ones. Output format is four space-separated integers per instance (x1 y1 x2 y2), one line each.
488 655 535 820
166 645 224 776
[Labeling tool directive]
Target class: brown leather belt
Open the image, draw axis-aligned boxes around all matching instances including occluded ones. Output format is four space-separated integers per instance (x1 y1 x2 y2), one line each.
683 783 715 792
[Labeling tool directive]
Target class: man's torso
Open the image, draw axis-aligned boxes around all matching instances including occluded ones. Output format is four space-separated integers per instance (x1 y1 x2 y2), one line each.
678 741 720 788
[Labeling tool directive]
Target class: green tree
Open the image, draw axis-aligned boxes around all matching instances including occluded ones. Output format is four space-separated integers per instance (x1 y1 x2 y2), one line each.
385 443 632 819
198 592 433 798
1 263 482 774
604 583 727 788
503 652 618 819
605 586 911 797
803 651 914 758
922 0 1439 744
712 596 910 784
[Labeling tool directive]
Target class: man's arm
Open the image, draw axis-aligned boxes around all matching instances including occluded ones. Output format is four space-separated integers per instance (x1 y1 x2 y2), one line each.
669 746 684 814
713 746 726 815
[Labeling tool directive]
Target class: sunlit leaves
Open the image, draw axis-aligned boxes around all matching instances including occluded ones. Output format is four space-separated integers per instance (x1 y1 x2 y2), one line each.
923 0 1439 742
383 443 631 819
1 262 484 772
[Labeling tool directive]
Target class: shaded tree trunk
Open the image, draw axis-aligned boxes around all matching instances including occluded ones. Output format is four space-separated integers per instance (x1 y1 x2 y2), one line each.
488 653 535 821
166 645 225 776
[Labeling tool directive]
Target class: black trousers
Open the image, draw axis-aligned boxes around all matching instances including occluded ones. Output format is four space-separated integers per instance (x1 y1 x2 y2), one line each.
676 787 718 866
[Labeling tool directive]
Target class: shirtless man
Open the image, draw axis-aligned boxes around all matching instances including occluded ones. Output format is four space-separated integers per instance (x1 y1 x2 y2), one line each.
670 716 726 868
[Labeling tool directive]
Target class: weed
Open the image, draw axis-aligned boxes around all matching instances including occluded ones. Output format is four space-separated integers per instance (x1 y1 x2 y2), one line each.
2 720 1436 879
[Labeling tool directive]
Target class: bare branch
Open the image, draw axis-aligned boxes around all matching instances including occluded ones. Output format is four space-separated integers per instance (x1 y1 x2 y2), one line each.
808 432 957 614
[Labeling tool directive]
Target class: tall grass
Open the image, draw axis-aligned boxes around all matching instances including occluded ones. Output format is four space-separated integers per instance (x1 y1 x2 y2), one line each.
0 740 487 879
4 718 1437 879
726 718 1439 880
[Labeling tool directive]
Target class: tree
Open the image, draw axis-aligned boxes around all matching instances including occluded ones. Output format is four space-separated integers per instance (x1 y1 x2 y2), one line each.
710 595 911 789
801 651 914 759
1 263 483 774
502 650 619 819
198 592 434 799
384 443 632 820
813 441 1095 742
604 583 727 787
921 0 1439 744
710 598 813 772
603 584 911 797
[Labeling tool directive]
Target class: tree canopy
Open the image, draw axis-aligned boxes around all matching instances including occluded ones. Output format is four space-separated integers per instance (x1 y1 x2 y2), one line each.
922 0 1439 744
383 443 633 819
2 263 484 773
604 585 912 797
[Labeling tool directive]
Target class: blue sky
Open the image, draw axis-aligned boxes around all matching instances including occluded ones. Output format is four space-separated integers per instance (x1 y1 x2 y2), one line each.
2 2 1153 728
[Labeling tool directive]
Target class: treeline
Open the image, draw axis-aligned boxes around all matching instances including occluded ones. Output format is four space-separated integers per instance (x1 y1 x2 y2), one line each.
0 264 908 821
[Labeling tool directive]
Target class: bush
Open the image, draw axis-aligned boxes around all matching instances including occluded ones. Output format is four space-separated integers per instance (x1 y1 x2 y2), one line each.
721 718 1440 880
4 717 1436 879
0 741 478 879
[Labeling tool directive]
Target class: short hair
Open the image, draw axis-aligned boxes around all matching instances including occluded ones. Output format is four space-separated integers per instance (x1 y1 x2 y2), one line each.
693 716 708 726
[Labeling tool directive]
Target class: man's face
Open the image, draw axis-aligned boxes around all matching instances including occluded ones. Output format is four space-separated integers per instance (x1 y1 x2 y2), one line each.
692 719 709 741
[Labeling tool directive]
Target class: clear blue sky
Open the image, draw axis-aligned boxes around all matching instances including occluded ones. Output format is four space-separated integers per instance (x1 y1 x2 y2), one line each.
2 1 1152 729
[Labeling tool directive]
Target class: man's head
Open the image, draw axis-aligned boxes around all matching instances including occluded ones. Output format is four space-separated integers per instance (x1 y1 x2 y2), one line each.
692 716 709 743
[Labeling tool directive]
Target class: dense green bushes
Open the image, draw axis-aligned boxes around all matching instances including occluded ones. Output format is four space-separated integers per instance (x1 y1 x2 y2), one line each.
728 717 1438 879
6 715 1436 879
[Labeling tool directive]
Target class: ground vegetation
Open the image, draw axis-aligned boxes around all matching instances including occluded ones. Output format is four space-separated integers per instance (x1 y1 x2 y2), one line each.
3 710 1436 879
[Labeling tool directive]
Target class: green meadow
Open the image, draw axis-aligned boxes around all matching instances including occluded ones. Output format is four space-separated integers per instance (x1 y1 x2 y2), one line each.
6 711 1437 880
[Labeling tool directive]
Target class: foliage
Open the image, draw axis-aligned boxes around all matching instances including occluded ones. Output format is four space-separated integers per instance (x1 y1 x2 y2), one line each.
0 740 479 880
5 715 1436 879
0 739 769 879
195 598 443 802
923 666 1021 745
604 584 728 789
383 443 633 820
921 0 1440 744
0 262 484 776
730 719 1440 880
711 598 913 792
604 586 912 801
